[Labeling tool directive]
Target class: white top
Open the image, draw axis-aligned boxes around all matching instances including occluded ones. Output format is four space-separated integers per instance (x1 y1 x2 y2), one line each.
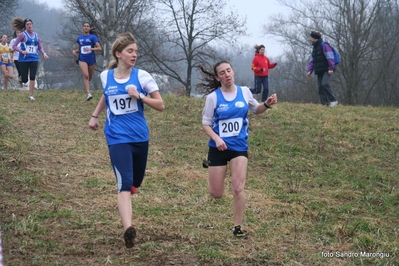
9 38 20 60
202 86 259 126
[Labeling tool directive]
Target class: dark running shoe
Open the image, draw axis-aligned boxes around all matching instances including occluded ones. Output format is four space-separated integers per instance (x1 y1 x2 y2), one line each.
124 226 136 248
233 225 248 239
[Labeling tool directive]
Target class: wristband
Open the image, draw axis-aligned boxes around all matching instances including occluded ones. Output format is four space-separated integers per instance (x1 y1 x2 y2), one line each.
91 115 98 118
264 102 272 109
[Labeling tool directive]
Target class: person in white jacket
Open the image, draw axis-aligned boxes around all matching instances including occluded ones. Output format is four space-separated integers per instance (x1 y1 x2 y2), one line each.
9 30 23 88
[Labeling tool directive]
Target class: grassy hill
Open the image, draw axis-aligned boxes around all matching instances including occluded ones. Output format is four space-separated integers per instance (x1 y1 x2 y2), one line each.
0 89 398 265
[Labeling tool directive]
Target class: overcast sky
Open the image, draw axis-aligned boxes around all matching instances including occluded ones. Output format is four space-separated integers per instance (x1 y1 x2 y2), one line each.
38 0 285 57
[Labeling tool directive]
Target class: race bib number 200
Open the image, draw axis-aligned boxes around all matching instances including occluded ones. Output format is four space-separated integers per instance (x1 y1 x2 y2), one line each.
218 117 243 138
109 94 138 115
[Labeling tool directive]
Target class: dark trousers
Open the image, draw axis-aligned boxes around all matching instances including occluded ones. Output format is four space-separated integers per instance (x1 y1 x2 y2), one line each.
13 60 22 78
19 61 39 84
317 72 337 105
250 76 269 102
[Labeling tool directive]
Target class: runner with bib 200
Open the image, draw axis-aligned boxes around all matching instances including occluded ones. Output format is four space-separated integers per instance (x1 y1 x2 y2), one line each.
198 61 278 240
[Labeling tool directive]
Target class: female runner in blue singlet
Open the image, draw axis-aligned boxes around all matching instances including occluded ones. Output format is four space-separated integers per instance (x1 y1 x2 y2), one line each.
72 22 102 101
12 18 49 100
198 61 277 239
89 32 164 248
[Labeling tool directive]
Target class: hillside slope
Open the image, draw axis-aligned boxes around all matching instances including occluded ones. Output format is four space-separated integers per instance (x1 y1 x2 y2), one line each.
0 89 398 265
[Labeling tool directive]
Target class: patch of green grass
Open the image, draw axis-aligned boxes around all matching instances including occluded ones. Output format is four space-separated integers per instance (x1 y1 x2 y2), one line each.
84 177 101 188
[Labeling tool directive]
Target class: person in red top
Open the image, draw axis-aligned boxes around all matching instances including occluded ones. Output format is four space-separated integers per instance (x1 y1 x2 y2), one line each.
250 44 277 101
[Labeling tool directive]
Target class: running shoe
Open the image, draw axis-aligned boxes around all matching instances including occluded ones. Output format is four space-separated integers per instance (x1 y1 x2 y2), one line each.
86 93 93 101
330 101 338 108
233 225 248 239
29 95 35 101
124 226 136 248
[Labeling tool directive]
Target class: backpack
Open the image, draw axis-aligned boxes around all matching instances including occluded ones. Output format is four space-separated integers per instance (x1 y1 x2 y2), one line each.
322 41 340 65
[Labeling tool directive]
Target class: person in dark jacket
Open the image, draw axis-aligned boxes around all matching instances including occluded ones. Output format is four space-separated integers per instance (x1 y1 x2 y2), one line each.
306 30 338 107
250 44 277 102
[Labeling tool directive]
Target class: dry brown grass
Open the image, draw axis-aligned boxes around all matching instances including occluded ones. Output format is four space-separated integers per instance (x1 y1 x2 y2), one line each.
0 89 398 265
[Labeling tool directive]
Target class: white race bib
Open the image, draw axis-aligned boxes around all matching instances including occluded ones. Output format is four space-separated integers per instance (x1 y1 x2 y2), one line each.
80 45 92 54
218 117 243 137
1 54 9 63
109 94 138 115
26 45 37 54
2 54 9 59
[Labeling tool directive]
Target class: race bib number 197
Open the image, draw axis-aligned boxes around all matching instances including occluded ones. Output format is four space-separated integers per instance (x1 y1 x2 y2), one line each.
109 94 138 115
219 117 243 138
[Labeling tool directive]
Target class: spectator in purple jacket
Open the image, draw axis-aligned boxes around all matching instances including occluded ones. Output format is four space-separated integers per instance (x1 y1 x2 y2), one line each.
306 30 338 107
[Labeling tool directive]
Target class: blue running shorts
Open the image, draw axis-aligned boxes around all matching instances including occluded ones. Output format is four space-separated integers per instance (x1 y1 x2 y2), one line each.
108 142 149 192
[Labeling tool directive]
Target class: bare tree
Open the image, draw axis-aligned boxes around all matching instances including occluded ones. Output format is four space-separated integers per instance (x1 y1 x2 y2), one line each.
265 0 399 106
51 0 158 91
61 0 153 68
8 0 73 89
139 0 247 97
365 0 399 105
1 0 18 34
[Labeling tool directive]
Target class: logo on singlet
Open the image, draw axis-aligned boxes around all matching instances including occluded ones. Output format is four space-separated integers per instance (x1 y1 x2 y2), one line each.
235 101 245 108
